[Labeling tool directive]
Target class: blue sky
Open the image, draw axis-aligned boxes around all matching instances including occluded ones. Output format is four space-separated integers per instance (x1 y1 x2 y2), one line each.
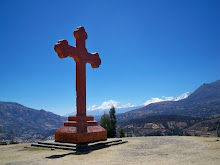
0 0 219 115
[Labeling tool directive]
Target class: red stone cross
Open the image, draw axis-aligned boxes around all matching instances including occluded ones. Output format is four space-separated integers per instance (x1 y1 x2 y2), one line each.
54 26 101 117
54 26 106 143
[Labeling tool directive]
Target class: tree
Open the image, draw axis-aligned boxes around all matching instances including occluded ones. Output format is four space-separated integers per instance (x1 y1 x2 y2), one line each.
100 112 111 137
109 106 117 138
100 106 117 138
119 128 125 138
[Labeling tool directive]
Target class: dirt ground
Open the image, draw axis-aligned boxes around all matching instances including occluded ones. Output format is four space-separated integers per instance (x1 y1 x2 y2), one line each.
0 136 220 165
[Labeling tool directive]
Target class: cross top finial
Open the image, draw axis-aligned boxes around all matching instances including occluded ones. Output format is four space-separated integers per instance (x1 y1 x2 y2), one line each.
74 26 87 49
74 26 87 40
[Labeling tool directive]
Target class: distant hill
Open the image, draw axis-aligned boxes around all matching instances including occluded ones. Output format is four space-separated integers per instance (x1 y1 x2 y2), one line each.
184 117 220 136
0 101 67 142
118 115 220 137
119 115 201 136
185 80 220 104
117 80 220 122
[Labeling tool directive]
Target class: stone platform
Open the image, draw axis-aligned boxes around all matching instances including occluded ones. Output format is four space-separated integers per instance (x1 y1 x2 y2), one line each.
55 115 107 144
31 138 127 152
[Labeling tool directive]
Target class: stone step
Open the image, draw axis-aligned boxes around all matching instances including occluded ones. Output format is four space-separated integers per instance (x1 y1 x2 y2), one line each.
38 139 121 147
38 141 76 147
31 143 76 151
90 140 127 151
87 139 122 146
105 139 122 144
107 140 128 147
68 115 94 121
64 120 98 126
31 138 127 152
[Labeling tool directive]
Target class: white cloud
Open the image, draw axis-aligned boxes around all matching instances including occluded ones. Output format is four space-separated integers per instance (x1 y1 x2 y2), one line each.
143 92 191 106
87 100 135 111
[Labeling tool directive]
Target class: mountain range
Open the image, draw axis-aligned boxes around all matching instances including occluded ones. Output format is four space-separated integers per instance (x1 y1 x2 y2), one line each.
0 79 219 141
117 80 220 122
66 92 191 117
0 102 66 142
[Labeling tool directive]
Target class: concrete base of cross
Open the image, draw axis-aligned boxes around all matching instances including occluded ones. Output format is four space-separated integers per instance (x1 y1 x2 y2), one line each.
55 115 107 144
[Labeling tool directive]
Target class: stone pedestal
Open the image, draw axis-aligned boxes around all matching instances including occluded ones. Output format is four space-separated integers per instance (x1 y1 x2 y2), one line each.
55 115 107 144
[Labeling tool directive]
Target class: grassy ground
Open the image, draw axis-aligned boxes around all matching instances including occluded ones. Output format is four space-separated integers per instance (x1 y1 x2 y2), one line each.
0 136 220 165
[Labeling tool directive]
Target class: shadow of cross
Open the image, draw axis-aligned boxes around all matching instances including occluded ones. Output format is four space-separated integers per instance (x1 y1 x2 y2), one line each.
54 26 101 117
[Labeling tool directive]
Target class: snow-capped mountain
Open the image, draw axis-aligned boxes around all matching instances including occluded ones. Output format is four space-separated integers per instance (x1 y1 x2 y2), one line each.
173 92 191 101
143 92 191 106
65 92 191 117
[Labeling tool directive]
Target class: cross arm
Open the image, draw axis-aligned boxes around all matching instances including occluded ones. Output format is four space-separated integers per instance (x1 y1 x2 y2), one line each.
86 52 101 68
54 40 79 60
